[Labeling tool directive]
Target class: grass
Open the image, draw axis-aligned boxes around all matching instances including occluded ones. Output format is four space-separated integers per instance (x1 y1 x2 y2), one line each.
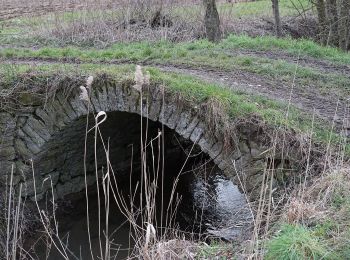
218 0 313 18
265 224 332 260
266 168 350 260
2 34 350 64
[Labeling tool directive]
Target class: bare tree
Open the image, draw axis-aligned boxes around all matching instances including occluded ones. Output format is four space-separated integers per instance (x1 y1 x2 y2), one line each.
315 0 328 45
203 0 221 42
313 0 349 50
271 0 282 37
326 0 338 46
338 0 350 50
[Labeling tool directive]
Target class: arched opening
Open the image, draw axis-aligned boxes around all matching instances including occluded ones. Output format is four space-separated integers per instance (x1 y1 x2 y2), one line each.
26 111 251 259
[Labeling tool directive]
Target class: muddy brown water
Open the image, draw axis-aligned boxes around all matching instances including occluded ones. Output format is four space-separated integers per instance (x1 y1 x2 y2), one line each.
27 167 252 260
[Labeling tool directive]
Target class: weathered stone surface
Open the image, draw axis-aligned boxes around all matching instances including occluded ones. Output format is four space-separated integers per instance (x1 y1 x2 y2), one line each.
175 110 192 136
97 85 109 112
244 160 266 177
0 161 15 176
17 129 41 155
53 97 75 123
15 160 32 176
166 103 183 130
104 82 118 112
114 84 127 111
0 146 15 160
208 141 223 159
70 97 89 118
0 83 274 202
56 95 78 121
26 117 51 141
147 87 163 121
22 123 47 147
190 122 205 143
55 175 96 198
18 92 42 106
23 171 60 197
183 116 200 139
15 138 33 160
0 173 21 186
122 86 140 114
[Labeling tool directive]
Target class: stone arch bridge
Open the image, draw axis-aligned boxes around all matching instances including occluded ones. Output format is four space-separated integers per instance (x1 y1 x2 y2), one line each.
0 76 307 200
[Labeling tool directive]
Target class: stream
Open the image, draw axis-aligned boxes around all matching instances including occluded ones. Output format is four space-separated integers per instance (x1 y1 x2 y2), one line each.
27 166 252 259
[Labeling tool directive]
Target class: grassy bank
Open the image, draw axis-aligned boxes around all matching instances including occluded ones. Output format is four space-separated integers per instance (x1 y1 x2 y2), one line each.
3 34 350 64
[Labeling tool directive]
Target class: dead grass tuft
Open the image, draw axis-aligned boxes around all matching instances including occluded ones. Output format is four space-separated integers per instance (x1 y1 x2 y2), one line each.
306 167 350 209
285 198 320 224
281 166 350 226
146 239 198 260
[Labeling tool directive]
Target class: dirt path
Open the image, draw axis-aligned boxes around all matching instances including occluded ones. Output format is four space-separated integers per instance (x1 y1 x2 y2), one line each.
1 57 349 135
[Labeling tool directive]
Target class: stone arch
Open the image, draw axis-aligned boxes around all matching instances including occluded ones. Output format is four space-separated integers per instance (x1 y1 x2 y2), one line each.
13 78 240 199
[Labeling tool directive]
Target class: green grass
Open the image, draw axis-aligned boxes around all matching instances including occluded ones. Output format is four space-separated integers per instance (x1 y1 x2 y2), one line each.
217 0 313 18
222 35 350 64
265 224 333 260
2 34 350 65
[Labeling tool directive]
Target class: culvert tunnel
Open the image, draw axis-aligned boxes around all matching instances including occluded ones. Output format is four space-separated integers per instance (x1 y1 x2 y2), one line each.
11 79 255 199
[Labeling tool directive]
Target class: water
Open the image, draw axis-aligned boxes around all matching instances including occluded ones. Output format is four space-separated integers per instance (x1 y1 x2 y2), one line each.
26 168 252 259
179 172 253 241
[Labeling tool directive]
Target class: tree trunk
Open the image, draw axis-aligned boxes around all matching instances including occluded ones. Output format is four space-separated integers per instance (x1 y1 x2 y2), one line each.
271 0 282 37
315 0 328 45
203 0 221 42
338 0 350 50
326 0 338 46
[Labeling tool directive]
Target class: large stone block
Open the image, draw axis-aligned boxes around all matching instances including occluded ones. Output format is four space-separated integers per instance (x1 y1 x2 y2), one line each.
190 122 205 143
114 84 127 112
56 95 78 121
182 117 200 139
